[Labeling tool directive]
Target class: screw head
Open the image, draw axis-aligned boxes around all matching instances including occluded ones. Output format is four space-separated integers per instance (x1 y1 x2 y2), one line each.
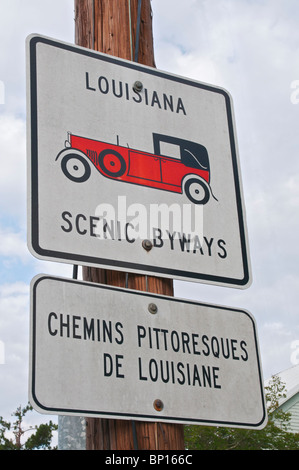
153 399 164 412
148 303 158 314
133 80 143 92
142 239 153 251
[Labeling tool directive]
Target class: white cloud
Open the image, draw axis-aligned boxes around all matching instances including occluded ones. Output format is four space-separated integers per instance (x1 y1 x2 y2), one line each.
0 0 74 115
0 226 28 262
0 281 30 415
0 114 26 222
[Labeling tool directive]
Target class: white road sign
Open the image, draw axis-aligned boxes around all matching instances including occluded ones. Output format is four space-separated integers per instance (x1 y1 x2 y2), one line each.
27 34 251 288
29 275 267 429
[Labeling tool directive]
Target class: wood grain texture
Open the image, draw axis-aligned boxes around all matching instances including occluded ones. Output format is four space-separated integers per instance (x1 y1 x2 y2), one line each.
75 0 155 66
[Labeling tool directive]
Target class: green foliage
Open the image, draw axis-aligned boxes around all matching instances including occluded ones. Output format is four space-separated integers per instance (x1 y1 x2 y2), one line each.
184 376 299 450
24 422 57 450
0 403 57 450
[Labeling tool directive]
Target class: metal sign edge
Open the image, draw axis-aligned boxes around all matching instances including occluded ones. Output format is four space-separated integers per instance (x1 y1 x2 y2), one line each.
29 274 266 429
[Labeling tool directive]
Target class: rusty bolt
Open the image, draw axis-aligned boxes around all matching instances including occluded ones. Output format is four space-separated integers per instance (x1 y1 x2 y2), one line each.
153 399 164 412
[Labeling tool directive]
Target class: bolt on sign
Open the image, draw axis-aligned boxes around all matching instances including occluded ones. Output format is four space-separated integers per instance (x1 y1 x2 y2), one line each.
29 275 267 429
27 35 251 288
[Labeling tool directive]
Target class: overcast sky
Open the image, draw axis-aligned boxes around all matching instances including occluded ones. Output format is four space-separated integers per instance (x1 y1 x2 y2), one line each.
0 0 299 432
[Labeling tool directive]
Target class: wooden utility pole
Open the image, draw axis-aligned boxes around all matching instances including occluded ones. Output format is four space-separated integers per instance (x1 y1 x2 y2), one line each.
74 0 185 451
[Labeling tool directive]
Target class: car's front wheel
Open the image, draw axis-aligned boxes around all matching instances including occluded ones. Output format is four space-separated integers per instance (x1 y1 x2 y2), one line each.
184 177 210 204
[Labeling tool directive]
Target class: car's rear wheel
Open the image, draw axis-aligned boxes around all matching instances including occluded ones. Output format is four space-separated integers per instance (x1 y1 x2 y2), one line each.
98 149 127 177
61 153 91 182
184 177 210 204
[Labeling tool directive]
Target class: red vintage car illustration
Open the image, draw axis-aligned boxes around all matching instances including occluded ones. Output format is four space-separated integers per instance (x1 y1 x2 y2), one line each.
56 132 215 204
